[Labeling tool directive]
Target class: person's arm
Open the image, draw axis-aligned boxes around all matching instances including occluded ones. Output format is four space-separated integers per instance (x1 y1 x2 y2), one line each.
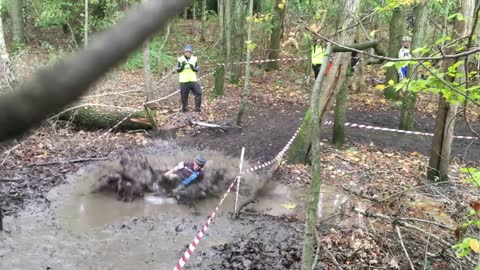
189 59 199 72
176 60 186 73
166 162 184 175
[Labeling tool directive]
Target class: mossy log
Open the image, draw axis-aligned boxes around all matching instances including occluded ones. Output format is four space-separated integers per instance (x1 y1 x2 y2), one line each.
58 107 155 131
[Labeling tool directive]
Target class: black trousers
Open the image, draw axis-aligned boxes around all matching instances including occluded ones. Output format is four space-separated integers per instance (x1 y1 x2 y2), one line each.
312 64 322 79
180 82 202 111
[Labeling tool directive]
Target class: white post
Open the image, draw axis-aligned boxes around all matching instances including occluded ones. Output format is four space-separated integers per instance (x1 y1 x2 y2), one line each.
234 147 245 215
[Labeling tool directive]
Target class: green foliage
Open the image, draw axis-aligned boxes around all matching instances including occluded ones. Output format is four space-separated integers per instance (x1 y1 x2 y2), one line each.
123 37 176 71
460 168 480 186
0 0 9 12
32 0 125 44
453 237 480 257
89 0 124 31
452 168 480 264
36 0 81 28
381 32 480 106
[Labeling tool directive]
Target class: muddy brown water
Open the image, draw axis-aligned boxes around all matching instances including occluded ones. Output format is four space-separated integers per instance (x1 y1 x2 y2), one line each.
0 159 309 270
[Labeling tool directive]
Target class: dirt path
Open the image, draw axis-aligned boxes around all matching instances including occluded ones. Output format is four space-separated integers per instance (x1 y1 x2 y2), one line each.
178 102 306 162
179 101 479 164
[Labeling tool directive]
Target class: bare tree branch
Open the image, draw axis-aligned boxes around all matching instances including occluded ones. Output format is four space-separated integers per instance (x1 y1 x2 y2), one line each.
0 0 190 142
309 29 480 62
423 226 432 270
395 225 416 270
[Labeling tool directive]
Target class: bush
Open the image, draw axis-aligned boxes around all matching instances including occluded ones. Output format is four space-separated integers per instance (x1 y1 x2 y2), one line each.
123 37 176 72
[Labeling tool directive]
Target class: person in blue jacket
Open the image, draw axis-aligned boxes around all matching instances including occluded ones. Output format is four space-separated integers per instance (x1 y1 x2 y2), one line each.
166 154 207 196
398 36 411 80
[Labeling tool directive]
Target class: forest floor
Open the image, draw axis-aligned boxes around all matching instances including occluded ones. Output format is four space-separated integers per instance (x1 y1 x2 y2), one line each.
1 25 480 269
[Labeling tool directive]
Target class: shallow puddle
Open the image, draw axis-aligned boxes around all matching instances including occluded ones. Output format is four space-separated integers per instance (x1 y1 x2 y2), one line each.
56 164 303 233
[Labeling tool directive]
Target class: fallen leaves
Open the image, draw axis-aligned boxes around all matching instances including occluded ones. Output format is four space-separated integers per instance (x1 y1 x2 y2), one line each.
469 238 480 253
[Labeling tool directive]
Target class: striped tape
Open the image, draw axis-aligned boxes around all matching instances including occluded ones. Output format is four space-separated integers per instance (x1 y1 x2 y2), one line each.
323 120 478 140
211 56 308 68
242 125 302 174
173 124 302 270
237 57 307 65
174 176 239 270
104 72 215 135
102 55 304 135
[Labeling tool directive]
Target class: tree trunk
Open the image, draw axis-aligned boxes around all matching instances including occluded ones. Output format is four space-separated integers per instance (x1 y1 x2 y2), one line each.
183 6 188 20
223 0 232 62
332 79 349 148
200 0 207 41
351 26 365 93
300 44 332 268
59 108 154 131
10 0 25 47
266 0 287 71
427 96 458 181
236 0 253 126
157 21 173 75
193 0 197 29
428 0 475 182
287 110 312 163
84 0 89 47
0 15 17 89
218 0 224 47
287 41 381 163
301 2 359 269
142 39 154 103
230 0 244 83
399 2 430 130
213 63 225 97
384 7 405 100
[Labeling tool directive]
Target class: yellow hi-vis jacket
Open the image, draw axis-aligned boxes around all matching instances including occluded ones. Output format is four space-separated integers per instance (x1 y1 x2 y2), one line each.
177 55 198 83
311 44 325 65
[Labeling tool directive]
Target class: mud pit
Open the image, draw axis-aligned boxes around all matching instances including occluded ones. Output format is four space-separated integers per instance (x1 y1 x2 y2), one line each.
0 151 307 269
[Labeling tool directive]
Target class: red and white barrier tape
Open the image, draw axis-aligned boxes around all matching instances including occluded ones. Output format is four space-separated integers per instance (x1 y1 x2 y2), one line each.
242 125 302 174
174 176 239 270
237 57 307 65
213 56 308 67
323 120 478 140
104 72 215 135
173 124 302 270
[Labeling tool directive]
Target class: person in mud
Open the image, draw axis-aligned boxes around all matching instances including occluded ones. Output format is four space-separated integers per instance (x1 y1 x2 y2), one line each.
165 154 207 198
177 44 202 112
398 36 411 80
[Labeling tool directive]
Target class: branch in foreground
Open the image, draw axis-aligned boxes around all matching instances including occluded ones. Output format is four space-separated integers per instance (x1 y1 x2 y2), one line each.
308 28 480 63
396 225 416 270
353 207 476 267
0 0 189 142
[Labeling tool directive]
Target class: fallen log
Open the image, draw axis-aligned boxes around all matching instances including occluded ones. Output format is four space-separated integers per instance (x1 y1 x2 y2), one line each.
58 107 155 131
